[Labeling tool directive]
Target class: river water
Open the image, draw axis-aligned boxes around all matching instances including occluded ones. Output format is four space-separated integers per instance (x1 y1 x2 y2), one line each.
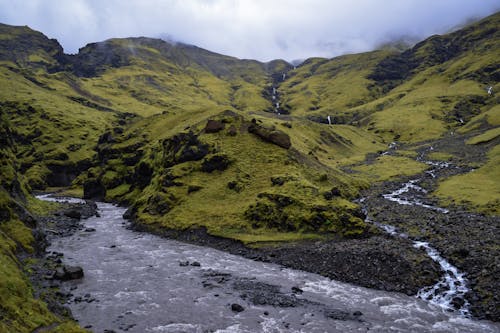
42 198 500 333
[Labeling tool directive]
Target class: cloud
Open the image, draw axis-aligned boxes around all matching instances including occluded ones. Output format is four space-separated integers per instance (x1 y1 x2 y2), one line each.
0 0 498 61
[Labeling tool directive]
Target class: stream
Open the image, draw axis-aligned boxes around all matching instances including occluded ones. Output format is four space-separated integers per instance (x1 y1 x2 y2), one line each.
359 146 481 318
40 196 500 332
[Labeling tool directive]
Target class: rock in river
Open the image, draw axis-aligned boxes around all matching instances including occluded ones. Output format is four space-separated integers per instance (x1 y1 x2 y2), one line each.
54 265 84 280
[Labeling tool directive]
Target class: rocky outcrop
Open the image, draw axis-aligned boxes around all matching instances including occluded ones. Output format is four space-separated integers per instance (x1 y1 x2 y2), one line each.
53 265 84 281
248 120 291 149
162 132 210 167
133 161 153 189
204 119 225 133
83 178 106 200
201 154 231 172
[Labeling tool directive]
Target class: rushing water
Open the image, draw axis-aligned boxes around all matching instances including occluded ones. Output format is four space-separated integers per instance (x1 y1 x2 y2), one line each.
41 197 500 333
361 202 470 317
361 148 477 317
382 179 449 214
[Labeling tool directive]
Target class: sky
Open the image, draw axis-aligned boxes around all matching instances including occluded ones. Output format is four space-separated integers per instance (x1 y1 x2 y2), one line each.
0 0 499 62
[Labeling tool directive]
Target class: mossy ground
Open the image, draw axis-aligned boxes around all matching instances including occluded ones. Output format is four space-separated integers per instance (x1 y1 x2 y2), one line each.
101 113 373 242
352 155 428 182
435 144 500 214
0 195 84 333
0 12 499 329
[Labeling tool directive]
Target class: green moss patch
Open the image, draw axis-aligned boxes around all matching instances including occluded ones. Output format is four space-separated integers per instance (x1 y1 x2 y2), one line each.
435 145 500 215
466 127 500 145
353 155 428 181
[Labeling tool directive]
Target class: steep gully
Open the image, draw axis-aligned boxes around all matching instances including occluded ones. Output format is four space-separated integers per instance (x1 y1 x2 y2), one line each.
38 192 500 332
268 71 288 115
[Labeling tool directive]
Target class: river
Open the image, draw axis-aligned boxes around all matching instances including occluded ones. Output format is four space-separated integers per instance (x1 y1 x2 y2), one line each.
41 196 500 333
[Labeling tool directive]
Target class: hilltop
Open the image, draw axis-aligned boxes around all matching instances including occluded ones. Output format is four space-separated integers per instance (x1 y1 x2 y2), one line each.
0 11 499 331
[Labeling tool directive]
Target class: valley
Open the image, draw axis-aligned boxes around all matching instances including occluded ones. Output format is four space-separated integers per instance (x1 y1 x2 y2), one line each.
0 11 498 332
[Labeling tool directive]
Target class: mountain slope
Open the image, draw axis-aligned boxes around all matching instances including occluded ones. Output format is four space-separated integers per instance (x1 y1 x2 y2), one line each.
0 11 499 330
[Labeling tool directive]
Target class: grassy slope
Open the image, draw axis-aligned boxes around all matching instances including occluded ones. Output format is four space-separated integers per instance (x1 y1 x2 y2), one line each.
0 11 499 330
279 51 391 117
0 110 85 332
100 111 374 243
277 12 500 213
435 104 500 213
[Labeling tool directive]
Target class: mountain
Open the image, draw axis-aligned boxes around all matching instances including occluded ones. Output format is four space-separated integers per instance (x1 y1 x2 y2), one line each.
0 12 498 331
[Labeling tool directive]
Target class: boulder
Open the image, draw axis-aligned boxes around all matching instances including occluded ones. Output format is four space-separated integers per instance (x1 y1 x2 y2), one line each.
231 303 245 312
248 120 291 149
162 132 210 167
323 187 341 200
54 265 84 280
123 206 137 220
63 209 82 219
201 155 231 173
204 119 225 133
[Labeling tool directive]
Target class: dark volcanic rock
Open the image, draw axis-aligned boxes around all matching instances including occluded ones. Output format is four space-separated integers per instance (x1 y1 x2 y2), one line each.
227 125 238 136
162 132 210 167
248 120 291 149
63 209 81 219
201 154 231 173
231 303 245 312
98 131 114 144
204 119 225 133
270 176 286 186
233 278 301 307
54 265 84 281
122 206 137 220
133 161 153 189
187 185 203 194
83 178 106 200
324 309 356 321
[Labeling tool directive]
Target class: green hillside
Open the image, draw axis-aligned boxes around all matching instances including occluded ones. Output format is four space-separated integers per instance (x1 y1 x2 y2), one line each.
0 11 499 330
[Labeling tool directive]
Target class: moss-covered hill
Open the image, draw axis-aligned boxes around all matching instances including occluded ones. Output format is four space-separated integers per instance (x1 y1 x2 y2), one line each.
0 11 499 331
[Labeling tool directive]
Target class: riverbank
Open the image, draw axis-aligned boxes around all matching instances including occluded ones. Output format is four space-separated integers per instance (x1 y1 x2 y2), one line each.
353 131 500 321
130 222 441 296
27 196 98 324
30 195 441 318
126 135 500 322
42 200 500 332
361 171 500 321
32 187 497 324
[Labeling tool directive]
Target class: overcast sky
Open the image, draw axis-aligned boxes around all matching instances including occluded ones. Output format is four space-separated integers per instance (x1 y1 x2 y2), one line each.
0 0 498 62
